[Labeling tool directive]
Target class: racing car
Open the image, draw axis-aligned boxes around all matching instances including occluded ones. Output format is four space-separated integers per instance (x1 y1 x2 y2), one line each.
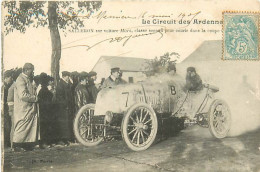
73 74 231 151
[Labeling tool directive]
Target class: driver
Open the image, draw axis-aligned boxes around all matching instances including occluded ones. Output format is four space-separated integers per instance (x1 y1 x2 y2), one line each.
101 67 120 89
185 67 203 92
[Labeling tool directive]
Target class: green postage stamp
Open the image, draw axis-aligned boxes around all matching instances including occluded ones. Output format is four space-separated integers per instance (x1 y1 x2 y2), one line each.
223 12 259 60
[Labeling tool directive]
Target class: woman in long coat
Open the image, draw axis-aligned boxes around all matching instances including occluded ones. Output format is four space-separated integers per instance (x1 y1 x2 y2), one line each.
38 73 55 148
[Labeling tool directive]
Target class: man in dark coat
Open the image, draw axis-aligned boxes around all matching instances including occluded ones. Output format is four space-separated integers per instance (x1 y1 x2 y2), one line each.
71 71 80 92
87 71 99 103
185 67 203 92
75 72 91 112
2 70 13 148
56 71 73 146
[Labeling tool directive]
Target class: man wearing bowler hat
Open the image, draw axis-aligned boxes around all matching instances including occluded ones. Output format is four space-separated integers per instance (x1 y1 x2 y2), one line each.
101 67 120 89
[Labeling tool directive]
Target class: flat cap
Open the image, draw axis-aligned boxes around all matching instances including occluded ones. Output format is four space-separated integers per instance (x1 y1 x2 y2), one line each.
88 71 97 77
111 67 120 73
187 66 196 72
80 71 88 77
79 72 88 81
71 71 79 76
4 70 13 78
23 63 34 70
62 71 71 77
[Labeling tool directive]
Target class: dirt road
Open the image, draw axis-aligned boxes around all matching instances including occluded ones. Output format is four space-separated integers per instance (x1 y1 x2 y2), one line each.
3 126 260 172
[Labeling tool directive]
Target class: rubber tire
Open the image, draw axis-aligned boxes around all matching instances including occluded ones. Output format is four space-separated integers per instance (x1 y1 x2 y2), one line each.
121 103 158 151
208 99 231 139
73 104 103 146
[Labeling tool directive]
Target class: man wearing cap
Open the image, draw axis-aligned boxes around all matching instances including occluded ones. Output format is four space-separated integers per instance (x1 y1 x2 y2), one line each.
75 72 91 112
56 71 73 146
101 67 120 89
87 71 99 103
185 66 203 91
13 63 39 151
2 70 13 148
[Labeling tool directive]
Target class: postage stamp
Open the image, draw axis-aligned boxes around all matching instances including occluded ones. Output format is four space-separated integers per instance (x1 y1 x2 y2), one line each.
223 12 259 60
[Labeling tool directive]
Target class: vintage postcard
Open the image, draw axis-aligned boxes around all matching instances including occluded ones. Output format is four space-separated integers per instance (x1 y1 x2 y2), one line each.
1 0 260 171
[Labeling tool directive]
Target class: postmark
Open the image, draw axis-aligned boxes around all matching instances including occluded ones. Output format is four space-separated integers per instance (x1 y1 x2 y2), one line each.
223 11 259 60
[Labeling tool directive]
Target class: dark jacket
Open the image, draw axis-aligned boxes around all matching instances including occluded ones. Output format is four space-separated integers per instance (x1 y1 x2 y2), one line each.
75 83 91 112
56 79 73 109
87 80 99 103
55 79 73 139
185 74 203 91
38 86 55 142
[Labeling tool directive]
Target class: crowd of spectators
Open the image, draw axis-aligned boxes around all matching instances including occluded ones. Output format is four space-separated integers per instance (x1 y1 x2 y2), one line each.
2 63 126 152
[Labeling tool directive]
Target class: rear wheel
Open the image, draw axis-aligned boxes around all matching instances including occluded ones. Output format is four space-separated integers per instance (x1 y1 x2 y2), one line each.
121 103 158 151
73 104 103 146
208 100 231 138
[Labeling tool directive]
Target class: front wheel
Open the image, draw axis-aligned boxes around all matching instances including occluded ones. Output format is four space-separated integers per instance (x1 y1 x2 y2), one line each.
73 104 103 146
208 99 231 138
121 103 158 151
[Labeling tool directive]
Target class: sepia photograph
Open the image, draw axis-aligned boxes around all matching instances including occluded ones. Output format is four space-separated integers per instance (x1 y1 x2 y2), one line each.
1 0 260 171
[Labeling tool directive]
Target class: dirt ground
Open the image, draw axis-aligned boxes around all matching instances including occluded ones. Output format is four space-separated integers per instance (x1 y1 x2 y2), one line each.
3 126 260 172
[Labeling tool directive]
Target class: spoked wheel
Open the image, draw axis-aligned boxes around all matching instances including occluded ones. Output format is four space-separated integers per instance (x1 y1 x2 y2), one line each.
122 103 158 151
208 99 231 138
73 104 103 146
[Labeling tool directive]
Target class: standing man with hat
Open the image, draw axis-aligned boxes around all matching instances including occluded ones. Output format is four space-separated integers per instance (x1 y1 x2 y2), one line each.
13 63 39 151
101 67 121 89
2 70 14 148
88 71 99 103
56 71 73 146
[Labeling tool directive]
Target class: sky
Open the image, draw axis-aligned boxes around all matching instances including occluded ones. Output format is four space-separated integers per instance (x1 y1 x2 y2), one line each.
2 0 259 75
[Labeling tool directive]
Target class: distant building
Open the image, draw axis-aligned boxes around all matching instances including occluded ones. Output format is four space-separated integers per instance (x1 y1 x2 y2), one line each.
92 56 150 83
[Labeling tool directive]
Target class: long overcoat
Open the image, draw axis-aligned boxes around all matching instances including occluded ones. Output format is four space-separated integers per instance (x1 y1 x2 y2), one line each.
13 73 39 143
56 79 73 140
38 86 55 143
